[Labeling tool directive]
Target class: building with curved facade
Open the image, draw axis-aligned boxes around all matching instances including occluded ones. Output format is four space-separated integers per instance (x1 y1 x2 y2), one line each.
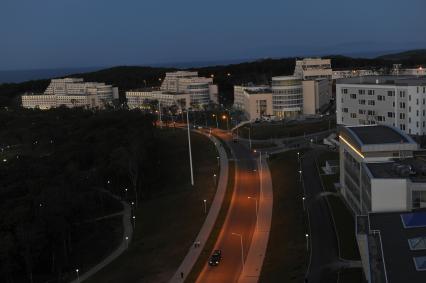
271 76 303 118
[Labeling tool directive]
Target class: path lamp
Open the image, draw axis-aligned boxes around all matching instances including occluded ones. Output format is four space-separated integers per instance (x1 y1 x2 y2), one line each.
299 170 302 182
247 197 258 229
232 233 244 268
216 156 220 167
302 196 306 211
203 199 207 214
125 236 129 249
213 174 217 186
132 216 136 230
76 269 80 282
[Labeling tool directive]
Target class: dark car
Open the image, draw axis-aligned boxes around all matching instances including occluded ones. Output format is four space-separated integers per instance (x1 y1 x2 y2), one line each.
208 249 222 266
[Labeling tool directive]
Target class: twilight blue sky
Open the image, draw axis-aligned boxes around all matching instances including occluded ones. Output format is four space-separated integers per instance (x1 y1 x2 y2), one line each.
1 0 425 70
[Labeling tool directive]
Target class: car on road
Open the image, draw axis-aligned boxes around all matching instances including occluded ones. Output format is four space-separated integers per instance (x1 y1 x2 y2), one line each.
208 249 222 266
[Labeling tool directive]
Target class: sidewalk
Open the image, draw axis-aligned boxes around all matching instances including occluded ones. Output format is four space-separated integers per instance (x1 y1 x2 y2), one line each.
169 132 229 283
238 153 273 283
70 190 132 283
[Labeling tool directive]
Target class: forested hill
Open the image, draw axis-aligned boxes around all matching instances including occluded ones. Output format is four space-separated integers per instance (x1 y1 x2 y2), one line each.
1 49 426 107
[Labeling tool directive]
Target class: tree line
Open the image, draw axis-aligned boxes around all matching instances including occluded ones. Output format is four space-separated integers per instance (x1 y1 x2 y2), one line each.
0 107 169 282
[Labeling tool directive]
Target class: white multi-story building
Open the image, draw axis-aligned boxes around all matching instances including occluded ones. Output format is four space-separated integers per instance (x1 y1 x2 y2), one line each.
161 71 218 106
332 69 381 80
233 85 272 120
337 76 426 136
233 57 333 119
294 58 333 115
339 125 426 215
271 76 303 118
294 58 332 80
126 90 190 110
391 64 425 76
21 78 118 110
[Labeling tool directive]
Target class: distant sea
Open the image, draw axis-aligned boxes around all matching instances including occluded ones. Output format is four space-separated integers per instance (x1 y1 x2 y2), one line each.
0 59 256 85
0 67 104 84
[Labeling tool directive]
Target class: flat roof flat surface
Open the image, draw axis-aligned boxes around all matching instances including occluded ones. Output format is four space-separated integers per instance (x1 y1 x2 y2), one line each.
337 75 426 86
370 211 426 283
348 125 409 145
402 212 426 228
366 157 426 180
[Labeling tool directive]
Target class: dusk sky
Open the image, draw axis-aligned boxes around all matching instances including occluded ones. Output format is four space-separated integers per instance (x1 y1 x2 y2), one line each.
1 0 425 70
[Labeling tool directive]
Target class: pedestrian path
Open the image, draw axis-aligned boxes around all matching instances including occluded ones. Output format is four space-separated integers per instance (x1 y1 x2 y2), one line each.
238 153 273 283
70 190 132 283
169 131 229 283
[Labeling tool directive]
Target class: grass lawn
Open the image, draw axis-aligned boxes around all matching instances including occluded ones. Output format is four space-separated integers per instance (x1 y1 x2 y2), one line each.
259 150 307 283
316 151 360 261
85 130 219 283
237 118 335 140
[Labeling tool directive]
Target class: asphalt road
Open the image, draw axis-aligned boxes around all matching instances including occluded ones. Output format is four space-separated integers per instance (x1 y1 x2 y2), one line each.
302 149 339 283
195 129 260 283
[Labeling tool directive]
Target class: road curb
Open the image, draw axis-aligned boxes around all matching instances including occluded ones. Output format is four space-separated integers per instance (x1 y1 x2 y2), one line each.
237 152 273 283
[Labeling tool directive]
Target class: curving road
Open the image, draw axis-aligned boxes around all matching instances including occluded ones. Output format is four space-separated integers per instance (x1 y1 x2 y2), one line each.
195 129 260 283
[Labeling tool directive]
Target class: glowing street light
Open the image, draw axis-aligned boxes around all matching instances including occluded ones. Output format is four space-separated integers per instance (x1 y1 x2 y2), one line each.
132 216 136 230
125 236 129 249
203 199 207 214
76 269 80 282
212 114 219 128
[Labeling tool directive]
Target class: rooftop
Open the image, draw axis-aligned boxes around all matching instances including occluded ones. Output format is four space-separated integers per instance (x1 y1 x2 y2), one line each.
369 211 426 283
245 88 271 95
337 75 426 86
366 156 426 181
347 125 411 145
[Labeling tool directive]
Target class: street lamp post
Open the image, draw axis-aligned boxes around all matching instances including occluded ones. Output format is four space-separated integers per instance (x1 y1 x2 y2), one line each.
213 174 217 186
248 127 252 150
132 216 136 230
124 188 128 199
212 114 219 128
253 149 263 198
125 236 129 249
302 196 306 211
232 233 244 268
186 110 194 186
247 197 258 229
76 269 80 282
222 115 229 131
203 199 207 214
158 101 162 129
216 156 220 167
